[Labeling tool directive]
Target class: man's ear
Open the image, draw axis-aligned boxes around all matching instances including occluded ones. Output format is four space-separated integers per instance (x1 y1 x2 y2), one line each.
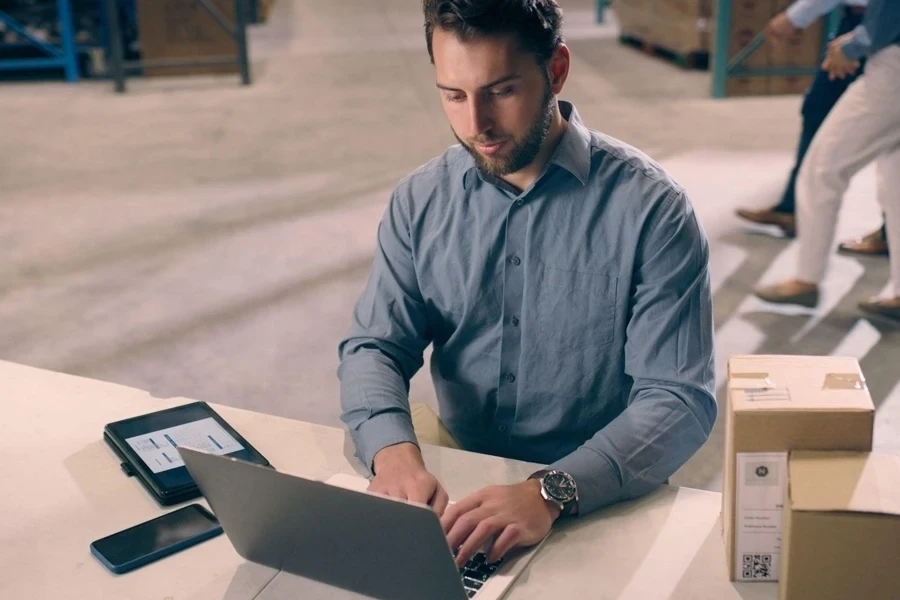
547 44 570 95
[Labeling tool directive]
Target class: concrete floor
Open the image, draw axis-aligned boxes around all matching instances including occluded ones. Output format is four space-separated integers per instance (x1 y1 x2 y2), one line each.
1 0 897 493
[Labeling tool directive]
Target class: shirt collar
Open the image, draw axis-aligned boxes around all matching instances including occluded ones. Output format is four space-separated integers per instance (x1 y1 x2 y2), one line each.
459 100 591 190
549 101 591 186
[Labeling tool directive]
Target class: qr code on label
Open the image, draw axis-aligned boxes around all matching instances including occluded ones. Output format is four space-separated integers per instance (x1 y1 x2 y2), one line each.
742 554 773 579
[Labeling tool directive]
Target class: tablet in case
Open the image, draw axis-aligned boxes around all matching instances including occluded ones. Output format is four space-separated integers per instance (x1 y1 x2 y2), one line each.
104 401 270 505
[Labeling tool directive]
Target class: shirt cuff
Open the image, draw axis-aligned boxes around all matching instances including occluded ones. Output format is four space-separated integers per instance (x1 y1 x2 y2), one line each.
841 24 871 61
349 411 419 475
549 446 624 516
785 3 815 29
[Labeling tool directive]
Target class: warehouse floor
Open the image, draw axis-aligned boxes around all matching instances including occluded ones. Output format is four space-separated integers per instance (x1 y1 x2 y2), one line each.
1 0 897 492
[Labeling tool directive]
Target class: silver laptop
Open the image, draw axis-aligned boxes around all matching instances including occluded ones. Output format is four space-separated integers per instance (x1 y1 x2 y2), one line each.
179 447 546 600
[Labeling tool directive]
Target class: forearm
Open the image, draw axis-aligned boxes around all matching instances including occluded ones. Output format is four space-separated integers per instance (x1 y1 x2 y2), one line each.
549 383 714 515
339 347 420 473
785 0 842 29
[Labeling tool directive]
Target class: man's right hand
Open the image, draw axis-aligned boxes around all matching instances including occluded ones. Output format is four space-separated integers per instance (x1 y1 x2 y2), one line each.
369 442 450 516
765 12 799 46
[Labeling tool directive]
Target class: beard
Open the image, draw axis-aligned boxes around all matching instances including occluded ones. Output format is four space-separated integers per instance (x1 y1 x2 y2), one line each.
455 81 554 178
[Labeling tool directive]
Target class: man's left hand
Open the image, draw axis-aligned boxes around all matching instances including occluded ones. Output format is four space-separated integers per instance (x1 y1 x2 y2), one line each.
823 34 860 80
441 479 560 567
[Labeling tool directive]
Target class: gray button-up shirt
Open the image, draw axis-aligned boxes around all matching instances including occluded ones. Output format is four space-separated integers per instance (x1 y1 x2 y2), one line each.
338 102 716 515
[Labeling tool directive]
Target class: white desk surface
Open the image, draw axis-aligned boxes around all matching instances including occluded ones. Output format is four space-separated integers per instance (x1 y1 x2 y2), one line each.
0 360 776 599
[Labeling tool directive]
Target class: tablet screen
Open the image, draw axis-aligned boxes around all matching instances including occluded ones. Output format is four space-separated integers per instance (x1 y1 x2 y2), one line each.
126 417 245 474
106 402 269 500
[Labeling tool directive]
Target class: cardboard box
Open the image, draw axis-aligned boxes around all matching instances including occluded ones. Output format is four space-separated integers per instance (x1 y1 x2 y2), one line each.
723 355 874 582
781 451 900 599
137 0 239 77
615 0 710 57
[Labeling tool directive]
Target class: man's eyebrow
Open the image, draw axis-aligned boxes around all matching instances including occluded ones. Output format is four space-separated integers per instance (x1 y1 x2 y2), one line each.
435 73 522 92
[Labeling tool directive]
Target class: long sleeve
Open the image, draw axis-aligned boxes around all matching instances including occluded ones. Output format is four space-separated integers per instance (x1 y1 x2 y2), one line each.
785 0 843 29
549 190 717 515
841 0 900 60
337 188 432 473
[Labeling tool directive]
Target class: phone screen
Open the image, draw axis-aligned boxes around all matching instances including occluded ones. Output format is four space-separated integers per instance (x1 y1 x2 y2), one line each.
91 504 221 571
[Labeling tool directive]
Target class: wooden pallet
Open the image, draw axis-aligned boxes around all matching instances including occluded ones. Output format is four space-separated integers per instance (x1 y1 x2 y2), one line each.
618 35 709 70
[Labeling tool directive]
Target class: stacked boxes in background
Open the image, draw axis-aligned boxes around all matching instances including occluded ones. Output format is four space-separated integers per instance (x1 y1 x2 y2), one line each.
768 0 823 94
780 451 900 600
614 0 826 95
137 0 240 77
615 0 712 61
136 0 277 77
711 0 825 96
722 356 874 583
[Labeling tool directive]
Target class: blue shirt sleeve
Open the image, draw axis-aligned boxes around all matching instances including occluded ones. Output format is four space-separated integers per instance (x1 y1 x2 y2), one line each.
337 187 430 473
841 0 900 60
785 0 843 29
549 190 717 515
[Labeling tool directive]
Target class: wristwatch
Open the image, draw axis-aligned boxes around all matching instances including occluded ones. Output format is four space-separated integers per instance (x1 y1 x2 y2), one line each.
529 469 579 517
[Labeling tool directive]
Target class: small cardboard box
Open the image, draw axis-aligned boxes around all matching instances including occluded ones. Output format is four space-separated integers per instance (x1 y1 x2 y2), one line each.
781 451 900 599
723 355 874 582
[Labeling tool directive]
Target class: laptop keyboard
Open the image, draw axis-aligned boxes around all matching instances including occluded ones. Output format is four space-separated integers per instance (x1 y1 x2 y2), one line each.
458 552 504 598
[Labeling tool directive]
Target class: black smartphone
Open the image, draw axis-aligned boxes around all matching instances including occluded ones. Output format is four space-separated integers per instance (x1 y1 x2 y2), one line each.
90 504 223 574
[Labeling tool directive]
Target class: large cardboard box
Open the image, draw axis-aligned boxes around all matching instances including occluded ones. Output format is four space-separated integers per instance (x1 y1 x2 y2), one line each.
723 355 874 582
781 451 900 599
137 0 239 77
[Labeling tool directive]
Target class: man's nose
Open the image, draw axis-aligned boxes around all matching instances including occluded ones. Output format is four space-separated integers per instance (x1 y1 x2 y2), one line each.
468 98 493 137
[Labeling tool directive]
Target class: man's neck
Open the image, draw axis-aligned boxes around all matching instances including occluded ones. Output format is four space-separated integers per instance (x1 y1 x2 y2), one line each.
500 103 568 193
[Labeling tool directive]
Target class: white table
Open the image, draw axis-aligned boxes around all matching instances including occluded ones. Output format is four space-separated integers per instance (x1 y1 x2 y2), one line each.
0 360 776 599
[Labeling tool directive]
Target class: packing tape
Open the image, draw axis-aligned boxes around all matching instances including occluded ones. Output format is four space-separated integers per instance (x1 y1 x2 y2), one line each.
822 372 867 391
729 372 775 390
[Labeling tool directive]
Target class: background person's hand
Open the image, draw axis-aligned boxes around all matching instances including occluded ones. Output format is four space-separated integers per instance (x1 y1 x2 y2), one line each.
765 12 799 46
823 34 860 80
368 442 450 515
440 479 559 567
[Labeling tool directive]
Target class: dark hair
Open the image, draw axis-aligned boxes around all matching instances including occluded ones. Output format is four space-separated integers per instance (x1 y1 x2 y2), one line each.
423 0 564 65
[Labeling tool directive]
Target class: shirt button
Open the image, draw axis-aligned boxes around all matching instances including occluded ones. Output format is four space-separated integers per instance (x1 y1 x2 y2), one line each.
510 316 519 327
498 424 508 433
505 373 516 383
514 199 524 207
511 256 521 266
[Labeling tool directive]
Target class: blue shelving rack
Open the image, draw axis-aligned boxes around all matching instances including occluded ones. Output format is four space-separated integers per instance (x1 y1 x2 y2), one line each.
0 0 80 82
596 0 611 23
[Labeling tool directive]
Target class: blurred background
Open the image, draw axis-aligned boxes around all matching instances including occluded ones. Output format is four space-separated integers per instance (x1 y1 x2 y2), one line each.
1 0 897 492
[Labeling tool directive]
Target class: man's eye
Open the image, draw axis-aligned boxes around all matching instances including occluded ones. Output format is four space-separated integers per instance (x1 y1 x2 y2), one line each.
447 94 465 103
491 87 513 97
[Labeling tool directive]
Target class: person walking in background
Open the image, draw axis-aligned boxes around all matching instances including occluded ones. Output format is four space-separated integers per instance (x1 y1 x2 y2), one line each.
736 0 889 258
755 0 900 320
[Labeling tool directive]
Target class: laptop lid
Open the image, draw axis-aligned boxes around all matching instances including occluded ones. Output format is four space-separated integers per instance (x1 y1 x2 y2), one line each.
179 447 467 600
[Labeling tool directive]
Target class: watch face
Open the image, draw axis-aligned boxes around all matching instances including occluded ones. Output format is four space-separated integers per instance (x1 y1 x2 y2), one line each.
544 471 576 503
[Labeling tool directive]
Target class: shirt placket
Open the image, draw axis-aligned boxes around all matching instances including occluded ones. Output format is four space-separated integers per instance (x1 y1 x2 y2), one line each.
495 192 529 442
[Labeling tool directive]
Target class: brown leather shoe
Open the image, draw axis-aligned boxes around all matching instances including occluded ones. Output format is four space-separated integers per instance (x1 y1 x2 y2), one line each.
735 206 796 237
755 281 820 308
838 227 889 256
858 298 900 322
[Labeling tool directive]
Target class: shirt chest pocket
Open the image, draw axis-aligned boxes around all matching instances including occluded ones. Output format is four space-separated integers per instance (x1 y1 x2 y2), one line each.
536 266 618 351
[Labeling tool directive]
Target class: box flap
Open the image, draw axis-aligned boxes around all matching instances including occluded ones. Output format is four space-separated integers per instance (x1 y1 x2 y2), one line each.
789 451 900 516
727 355 872 413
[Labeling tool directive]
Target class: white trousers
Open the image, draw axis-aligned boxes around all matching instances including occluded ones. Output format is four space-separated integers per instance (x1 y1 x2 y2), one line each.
796 45 900 297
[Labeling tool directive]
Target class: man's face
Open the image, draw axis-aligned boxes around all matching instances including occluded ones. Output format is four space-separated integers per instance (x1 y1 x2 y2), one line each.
432 29 554 178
